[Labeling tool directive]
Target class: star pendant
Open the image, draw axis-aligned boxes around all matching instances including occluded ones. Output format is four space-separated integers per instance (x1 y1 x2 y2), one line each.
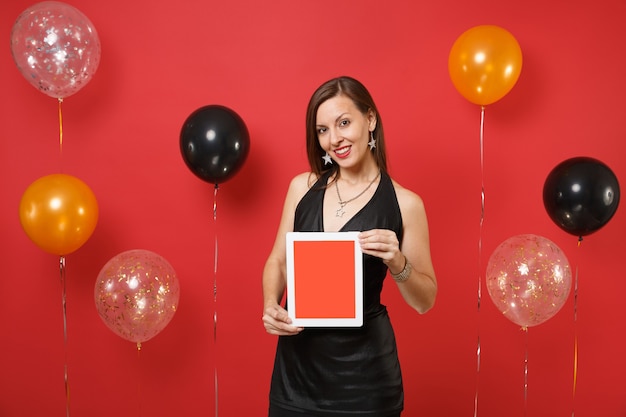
322 152 333 165
368 138 376 150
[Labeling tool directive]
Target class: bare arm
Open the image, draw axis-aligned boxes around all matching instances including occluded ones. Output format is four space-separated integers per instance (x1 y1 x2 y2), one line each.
358 182 437 313
261 173 312 335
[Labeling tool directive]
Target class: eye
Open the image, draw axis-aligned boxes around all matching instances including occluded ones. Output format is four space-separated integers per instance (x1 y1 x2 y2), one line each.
317 127 327 135
339 119 350 127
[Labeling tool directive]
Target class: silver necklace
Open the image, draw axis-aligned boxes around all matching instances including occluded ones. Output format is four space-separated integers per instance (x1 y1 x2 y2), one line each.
335 171 381 217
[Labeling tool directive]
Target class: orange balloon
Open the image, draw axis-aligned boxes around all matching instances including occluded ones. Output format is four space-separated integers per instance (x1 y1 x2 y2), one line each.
448 25 523 106
19 174 99 256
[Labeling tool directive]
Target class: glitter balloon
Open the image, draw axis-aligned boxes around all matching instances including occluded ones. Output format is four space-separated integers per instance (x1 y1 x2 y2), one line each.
95 250 180 346
486 234 572 328
10 1 101 99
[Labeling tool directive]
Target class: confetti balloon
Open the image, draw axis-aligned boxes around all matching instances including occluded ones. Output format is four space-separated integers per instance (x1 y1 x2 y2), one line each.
95 250 180 347
10 1 101 99
486 234 572 328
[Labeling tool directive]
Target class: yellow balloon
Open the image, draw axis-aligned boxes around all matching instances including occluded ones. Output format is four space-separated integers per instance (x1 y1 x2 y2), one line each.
448 25 523 106
19 174 99 255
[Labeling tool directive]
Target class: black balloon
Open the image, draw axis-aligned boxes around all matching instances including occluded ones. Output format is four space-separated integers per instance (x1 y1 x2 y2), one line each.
180 105 250 184
543 157 620 237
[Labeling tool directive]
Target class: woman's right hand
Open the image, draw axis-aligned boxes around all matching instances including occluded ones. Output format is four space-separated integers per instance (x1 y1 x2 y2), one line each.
262 302 303 336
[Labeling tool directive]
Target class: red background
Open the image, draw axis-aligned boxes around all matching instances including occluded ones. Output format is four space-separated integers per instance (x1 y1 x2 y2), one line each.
1 1 625 416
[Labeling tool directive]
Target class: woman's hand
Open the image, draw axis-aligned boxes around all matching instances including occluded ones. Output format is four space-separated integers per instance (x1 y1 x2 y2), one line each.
358 229 405 273
262 302 303 336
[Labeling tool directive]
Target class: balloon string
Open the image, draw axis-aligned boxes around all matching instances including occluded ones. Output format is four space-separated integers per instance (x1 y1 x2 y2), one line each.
572 237 582 417
214 184 219 301
473 105 485 417
523 327 529 417
58 98 64 161
137 346 143 417
478 106 485 296
59 255 70 417
213 183 219 417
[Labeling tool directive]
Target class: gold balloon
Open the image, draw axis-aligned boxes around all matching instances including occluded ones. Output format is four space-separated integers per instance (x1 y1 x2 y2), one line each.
449 25 523 106
19 174 99 255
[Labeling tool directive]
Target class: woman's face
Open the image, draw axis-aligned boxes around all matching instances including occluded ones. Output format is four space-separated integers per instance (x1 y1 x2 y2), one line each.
315 95 376 167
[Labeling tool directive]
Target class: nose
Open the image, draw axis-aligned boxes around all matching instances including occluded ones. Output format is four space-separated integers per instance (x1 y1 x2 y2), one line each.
329 128 342 146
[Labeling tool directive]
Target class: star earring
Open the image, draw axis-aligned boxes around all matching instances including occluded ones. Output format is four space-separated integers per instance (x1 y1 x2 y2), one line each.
322 152 333 165
368 131 376 150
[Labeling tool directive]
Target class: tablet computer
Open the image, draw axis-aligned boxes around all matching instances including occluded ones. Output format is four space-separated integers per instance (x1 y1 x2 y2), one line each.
286 231 363 327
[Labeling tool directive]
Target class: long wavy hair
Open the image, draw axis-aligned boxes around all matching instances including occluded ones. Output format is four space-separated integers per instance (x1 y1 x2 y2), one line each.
305 76 388 180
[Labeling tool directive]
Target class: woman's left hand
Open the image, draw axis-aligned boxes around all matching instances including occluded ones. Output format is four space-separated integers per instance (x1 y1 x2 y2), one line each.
358 229 403 270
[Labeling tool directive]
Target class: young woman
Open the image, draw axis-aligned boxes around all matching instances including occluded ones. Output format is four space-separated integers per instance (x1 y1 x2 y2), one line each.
262 76 437 417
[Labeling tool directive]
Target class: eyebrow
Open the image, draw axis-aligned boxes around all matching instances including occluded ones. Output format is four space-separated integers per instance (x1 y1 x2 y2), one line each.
317 112 351 128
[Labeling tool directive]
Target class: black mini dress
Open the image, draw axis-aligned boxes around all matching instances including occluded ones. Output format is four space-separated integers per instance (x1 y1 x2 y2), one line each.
269 171 405 417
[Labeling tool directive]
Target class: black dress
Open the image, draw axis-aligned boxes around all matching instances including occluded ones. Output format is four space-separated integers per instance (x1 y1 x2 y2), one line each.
269 171 405 417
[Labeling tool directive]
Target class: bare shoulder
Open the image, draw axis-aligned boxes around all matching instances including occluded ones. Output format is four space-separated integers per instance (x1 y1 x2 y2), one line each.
289 171 318 191
391 178 426 215
271 172 321 246
286 172 320 203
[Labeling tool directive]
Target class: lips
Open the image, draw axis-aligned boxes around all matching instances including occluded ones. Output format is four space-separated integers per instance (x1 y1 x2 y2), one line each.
334 146 351 159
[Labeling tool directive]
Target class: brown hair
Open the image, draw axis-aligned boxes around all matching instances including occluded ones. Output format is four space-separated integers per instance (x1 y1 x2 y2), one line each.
305 76 388 178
